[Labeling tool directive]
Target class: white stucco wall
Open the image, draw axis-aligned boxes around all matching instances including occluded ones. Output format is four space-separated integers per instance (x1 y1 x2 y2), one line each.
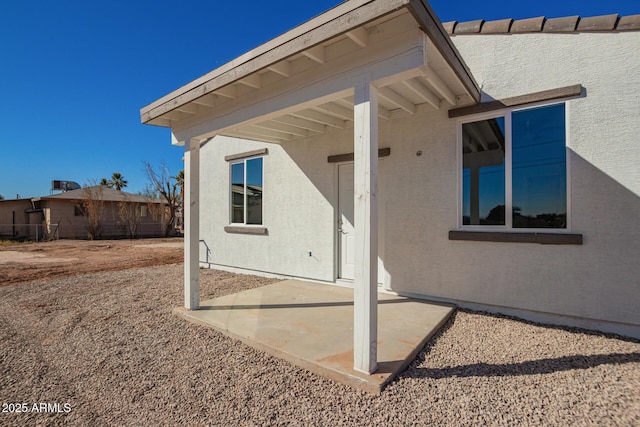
198 31 640 337
200 131 352 282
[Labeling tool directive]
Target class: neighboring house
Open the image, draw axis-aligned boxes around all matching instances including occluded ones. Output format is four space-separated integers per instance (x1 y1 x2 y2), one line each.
141 0 640 373
0 186 166 240
0 198 34 240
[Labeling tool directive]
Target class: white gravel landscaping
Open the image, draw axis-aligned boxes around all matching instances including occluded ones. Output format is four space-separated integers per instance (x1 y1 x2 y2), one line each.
1 264 638 426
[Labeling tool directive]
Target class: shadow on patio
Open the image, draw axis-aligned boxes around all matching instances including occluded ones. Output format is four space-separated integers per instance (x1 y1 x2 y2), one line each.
175 279 454 393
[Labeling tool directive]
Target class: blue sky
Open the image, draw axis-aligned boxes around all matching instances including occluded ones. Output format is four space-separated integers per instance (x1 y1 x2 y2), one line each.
1 0 637 199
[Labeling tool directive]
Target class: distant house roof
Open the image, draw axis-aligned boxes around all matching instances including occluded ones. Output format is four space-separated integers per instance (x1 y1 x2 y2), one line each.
33 186 165 204
443 13 640 35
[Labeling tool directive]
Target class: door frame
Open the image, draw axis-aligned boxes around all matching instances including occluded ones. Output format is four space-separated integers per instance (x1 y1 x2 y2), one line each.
334 160 387 287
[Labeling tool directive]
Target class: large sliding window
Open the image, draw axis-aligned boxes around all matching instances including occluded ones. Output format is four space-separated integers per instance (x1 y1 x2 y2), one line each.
461 103 567 229
230 157 263 225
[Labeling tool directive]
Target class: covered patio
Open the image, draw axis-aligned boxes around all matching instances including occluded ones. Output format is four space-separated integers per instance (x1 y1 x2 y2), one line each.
174 279 454 393
142 0 479 381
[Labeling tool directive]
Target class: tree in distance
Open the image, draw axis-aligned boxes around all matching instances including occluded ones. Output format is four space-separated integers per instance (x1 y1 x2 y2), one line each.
100 172 128 191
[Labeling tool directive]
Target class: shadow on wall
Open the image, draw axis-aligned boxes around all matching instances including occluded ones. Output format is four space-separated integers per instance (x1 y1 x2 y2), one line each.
382 147 639 329
280 127 391 283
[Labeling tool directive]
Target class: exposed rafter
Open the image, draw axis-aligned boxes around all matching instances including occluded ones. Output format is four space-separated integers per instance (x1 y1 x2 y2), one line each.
241 125 294 140
313 102 354 120
271 115 327 133
225 130 286 144
338 97 390 120
402 78 440 110
213 86 237 99
238 74 262 89
267 61 292 77
252 120 311 137
176 104 199 115
346 27 369 47
192 94 217 107
290 109 346 129
422 66 456 106
378 87 416 115
302 45 326 64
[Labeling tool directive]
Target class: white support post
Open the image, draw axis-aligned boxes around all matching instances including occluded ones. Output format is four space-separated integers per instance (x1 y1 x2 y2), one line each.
184 137 200 310
353 77 379 374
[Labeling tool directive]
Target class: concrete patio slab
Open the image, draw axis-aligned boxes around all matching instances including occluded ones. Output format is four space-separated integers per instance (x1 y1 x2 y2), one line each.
174 280 454 393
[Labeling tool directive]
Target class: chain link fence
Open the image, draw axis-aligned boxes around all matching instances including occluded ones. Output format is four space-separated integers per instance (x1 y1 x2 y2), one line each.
0 224 59 242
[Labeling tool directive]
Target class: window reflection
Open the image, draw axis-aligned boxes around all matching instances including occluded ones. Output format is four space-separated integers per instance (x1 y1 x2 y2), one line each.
231 162 244 223
230 157 263 225
246 158 263 225
512 104 566 228
462 117 506 225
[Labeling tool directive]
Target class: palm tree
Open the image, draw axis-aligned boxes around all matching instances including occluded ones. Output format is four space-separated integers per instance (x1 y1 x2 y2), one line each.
99 178 109 187
109 172 128 191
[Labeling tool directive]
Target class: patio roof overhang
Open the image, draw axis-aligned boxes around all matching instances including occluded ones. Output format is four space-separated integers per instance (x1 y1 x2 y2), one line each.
140 0 480 145
144 0 481 377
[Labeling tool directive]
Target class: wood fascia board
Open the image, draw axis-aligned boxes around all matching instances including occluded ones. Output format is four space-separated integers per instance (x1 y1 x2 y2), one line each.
224 148 269 162
328 147 391 163
405 0 481 103
171 29 426 143
141 0 375 113
140 0 411 124
448 84 584 118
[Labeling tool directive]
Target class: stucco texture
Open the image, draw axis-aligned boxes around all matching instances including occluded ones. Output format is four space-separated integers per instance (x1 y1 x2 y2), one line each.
198 31 640 337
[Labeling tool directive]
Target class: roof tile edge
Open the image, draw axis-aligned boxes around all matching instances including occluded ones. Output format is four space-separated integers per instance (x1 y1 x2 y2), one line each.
443 13 640 35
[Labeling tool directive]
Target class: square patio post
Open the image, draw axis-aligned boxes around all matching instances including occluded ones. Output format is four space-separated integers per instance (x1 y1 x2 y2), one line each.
184 137 200 310
353 77 379 374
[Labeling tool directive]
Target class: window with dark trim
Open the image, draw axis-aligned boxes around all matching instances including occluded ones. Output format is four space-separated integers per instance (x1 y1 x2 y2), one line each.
461 103 567 229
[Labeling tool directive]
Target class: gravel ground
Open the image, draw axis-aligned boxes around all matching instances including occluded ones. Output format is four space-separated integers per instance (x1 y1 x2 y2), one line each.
1 264 639 426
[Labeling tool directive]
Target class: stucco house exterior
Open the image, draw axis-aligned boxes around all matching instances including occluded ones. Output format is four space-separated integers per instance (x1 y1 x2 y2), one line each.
0 187 167 240
0 198 35 240
141 0 640 373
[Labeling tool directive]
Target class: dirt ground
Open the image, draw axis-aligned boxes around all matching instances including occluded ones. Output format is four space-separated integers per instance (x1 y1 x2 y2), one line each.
0 238 183 286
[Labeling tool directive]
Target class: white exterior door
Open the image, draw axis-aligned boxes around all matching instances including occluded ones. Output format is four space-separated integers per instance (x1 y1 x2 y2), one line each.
338 163 355 280
338 162 387 285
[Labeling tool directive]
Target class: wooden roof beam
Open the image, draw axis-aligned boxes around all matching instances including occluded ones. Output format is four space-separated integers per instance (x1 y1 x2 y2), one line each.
346 27 369 47
463 134 478 152
241 125 294 140
176 103 199 115
267 61 292 77
291 109 346 129
271 115 327 133
338 96 390 120
192 94 217 107
421 66 456 106
238 74 262 89
212 85 237 99
225 130 286 144
252 120 311 137
465 125 489 151
402 78 440 110
302 45 326 64
313 102 354 120
378 87 416 115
